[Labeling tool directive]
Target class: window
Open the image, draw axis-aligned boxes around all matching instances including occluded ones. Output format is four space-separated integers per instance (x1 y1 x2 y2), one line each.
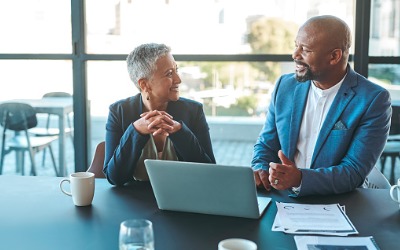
85 0 356 55
0 0 71 53
369 0 400 56
1 0 399 173
369 64 400 87
85 0 356 120
0 60 72 100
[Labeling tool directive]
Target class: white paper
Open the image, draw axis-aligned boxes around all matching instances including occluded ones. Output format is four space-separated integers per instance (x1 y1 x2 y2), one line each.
272 205 347 232
294 236 380 250
273 202 358 236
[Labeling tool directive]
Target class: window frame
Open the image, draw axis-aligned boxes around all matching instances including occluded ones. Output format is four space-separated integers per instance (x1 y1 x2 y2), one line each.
0 0 399 172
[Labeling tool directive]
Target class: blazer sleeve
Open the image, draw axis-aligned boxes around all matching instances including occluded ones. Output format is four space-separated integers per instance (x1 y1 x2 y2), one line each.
103 98 149 186
251 77 283 170
169 101 216 164
104 97 216 186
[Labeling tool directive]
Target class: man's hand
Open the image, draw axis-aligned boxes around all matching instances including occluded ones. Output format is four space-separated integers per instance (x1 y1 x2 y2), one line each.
268 150 302 190
254 169 271 191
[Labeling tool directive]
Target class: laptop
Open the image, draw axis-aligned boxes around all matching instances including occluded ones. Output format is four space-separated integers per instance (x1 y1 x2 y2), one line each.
144 159 271 219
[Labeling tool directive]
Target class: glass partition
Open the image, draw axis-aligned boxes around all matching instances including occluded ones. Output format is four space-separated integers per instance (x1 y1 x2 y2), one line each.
0 0 71 53
369 64 400 101
0 60 74 176
85 0 356 55
0 60 72 100
370 0 400 56
87 60 295 118
3 0 399 173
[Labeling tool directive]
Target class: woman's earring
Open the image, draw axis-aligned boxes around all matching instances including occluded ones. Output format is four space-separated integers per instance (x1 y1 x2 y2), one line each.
146 95 150 101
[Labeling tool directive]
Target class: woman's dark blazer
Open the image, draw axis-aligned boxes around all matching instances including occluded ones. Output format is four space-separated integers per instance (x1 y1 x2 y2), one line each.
104 93 216 185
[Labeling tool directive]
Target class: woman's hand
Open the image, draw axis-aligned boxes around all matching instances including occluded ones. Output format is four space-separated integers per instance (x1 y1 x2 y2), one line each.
133 110 181 136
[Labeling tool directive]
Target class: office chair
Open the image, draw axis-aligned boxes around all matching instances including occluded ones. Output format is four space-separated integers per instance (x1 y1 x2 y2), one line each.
87 141 106 178
380 105 400 184
0 102 59 176
363 165 391 189
29 92 74 167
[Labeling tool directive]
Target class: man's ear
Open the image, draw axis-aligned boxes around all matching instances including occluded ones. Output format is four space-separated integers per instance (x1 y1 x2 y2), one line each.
330 49 343 65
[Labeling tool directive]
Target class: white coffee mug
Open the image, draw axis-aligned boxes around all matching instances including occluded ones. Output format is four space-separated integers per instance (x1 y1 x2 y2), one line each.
60 172 95 206
390 178 400 207
218 238 257 250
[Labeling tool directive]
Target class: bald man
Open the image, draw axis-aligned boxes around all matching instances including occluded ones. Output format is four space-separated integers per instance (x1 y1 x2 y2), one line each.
252 15 391 197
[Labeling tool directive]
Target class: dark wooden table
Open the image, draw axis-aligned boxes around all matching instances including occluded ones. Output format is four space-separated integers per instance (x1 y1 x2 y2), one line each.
0 175 399 250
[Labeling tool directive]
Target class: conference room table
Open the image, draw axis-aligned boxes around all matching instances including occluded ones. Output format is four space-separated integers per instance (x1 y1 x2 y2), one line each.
4 97 73 177
0 175 399 250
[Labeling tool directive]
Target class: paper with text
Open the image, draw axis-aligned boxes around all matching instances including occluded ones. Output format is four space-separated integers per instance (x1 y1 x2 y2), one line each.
273 202 358 236
294 236 380 250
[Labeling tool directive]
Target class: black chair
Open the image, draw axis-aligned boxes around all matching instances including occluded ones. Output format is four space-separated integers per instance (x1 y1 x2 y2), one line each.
380 105 400 184
0 102 58 176
29 92 74 167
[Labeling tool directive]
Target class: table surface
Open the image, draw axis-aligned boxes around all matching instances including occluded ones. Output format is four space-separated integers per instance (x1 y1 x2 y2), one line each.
8 97 73 114
0 175 399 250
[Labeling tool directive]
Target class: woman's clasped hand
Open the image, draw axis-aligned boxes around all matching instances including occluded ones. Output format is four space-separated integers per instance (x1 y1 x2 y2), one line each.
134 110 182 137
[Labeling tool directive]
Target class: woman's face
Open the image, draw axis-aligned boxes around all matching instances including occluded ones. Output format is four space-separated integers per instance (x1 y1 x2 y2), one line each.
147 53 181 103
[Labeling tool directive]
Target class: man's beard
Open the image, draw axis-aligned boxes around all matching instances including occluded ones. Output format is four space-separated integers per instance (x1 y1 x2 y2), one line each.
295 66 314 82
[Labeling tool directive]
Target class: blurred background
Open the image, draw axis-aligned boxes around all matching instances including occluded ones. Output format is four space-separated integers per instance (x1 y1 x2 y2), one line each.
0 0 399 180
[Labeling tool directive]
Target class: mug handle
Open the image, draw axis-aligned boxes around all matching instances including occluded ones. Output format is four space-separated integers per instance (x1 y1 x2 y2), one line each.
390 185 400 203
60 179 72 196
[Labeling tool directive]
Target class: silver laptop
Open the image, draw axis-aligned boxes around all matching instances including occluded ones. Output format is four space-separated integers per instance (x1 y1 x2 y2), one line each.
144 159 271 219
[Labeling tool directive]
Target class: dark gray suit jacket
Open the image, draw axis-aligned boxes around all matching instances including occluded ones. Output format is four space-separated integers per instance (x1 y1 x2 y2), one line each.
104 94 215 185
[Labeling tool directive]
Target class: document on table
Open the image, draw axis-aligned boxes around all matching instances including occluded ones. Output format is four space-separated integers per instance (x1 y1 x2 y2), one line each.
272 202 358 236
294 236 380 250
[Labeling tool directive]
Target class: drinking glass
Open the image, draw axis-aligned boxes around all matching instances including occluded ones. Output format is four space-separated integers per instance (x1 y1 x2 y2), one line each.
119 219 154 250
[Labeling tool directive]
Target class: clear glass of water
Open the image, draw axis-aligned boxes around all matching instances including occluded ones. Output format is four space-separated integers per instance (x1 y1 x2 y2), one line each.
119 219 154 250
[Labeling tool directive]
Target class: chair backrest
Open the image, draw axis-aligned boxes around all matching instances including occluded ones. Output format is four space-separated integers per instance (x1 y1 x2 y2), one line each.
0 103 37 131
43 92 72 98
364 165 391 189
389 105 400 135
87 141 106 178
42 92 73 129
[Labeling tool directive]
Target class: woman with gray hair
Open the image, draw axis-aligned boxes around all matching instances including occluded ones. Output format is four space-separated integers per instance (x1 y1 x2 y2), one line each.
104 43 216 186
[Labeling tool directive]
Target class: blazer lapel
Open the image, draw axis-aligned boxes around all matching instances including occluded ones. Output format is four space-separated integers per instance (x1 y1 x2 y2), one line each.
288 82 310 160
311 68 357 165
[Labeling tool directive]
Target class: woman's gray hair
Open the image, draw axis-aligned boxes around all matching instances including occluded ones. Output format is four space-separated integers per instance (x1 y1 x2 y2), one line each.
126 43 171 89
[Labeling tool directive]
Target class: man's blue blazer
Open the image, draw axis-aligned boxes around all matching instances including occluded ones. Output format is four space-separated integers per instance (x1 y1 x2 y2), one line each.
252 66 391 196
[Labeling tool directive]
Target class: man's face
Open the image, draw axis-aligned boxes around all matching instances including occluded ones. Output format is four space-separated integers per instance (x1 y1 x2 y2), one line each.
292 25 332 83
